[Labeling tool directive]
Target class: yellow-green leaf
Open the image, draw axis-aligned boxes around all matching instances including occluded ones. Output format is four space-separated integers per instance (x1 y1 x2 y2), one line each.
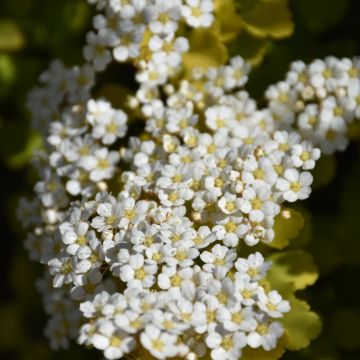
214 0 244 43
183 29 228 71
268 208 304 249
241 0 294 39
267 250 318 296
282 295 322 350
0 20 25 51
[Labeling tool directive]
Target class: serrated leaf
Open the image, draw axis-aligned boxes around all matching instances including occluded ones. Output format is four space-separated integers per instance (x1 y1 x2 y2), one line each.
267 250 318 296
282 295 322 351
183 29 228 71
214 0 244 43
241 0 294 39
268 208 304 249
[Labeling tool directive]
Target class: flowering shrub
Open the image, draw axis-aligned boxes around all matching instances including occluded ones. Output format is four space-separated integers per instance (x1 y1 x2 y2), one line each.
17 0 360 359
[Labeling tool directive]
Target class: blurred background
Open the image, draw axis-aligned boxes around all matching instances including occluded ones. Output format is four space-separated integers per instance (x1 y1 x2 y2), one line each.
0 0 360 359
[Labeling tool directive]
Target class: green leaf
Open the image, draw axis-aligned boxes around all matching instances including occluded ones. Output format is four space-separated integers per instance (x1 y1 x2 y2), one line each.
267 250 318 296
183 28 228 71
0 20 25 51
214 0 244 43
282 295 322 350
268 208 304 249
241 0 294 39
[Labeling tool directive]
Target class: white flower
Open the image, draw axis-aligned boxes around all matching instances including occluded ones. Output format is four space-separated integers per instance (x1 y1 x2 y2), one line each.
149 34 189 67
201 244 237 278
83 31 111 71
217 304 257 332
206 327 247 360
113 30 142 62
91 108 128 145
80 148 120 182
247 316 284 351
290 141 321 170
158 266 193 291
218 193 240 215
257 289 290 318
119 254 157 289
205 105 235 131
239 186 280 223
276 168 313 202
182 0 214 28
235 253 271 282
140 325 181 359
92 321 136 359
48 256 77 288
145 1 181 35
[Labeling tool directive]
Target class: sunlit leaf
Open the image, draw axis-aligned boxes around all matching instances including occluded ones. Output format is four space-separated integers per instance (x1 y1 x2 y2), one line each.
268 208 304 249
267 250 318 296
240 0 294 39
183 28 228 71
282 295 322 350
214 0 244 43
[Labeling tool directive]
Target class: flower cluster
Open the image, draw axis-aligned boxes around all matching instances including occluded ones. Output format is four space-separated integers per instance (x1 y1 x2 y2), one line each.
266 57 360 154
17 0 360 359
85 0 213 82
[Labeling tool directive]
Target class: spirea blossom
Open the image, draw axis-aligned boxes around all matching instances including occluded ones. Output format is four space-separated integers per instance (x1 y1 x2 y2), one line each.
18 0 360 359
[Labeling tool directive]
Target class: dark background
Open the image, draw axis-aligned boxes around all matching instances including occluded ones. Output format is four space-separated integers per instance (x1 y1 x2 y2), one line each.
0 0 360 359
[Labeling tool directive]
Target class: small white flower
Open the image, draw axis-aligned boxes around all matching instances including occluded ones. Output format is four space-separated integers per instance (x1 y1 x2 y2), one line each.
201 244 237 278
235 253 271 282
140 325 181 359
276 168 313 202
119 254 157 289
206 327 247 360
257 289 290 318
247 316 284 351
182 0 214 28
92 321 136 359
290 141 321 170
